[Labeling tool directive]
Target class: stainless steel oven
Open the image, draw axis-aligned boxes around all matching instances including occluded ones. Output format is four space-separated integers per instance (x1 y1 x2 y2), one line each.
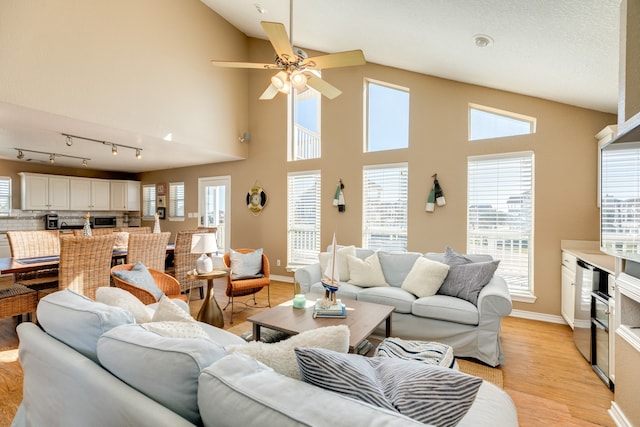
591 291 611 389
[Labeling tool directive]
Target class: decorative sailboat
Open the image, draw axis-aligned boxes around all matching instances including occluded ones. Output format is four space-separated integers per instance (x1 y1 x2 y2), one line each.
320 233 340 309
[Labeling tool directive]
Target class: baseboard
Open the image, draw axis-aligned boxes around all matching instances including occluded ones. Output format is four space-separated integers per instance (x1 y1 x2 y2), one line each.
271 274 293 283
609 402 632 427
509 309 567 325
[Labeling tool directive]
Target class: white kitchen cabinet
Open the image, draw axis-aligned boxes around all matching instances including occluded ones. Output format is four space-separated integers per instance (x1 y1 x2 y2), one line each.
19 173 69 210
110 180 140 211
69 178 111 211
561 251 577 328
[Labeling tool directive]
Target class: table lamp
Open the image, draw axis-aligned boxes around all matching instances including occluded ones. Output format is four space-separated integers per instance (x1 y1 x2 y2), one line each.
190 233 218 274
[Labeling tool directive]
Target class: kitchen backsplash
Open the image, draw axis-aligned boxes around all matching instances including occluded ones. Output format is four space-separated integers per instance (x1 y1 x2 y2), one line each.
0 210 141 231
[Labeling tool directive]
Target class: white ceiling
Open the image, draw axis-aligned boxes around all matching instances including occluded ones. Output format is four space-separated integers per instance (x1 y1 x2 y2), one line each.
0 0 621 173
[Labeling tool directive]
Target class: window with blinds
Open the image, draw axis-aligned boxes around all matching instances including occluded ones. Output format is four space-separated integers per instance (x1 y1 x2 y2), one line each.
365 80 409 152
142 184 156 219
169 182 184 219
0 177 11 216
601 141 640 258
362 164 408 251
467 152 534 297
287 171 321 266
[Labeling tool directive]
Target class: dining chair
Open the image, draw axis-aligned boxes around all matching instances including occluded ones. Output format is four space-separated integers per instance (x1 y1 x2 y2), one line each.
172 229 216 300
126 232 171 271
222 248 271 323
119 227 151 233
72 228 115 236
111 263 188 305
0 284 37 323
58 234 117 300
6 230 60 291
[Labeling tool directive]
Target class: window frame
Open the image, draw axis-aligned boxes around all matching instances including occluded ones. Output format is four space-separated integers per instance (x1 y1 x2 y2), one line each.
168 182 185 221
141 184 156 220
364 78 410 153
468 103 536 141
287 170 321 267
0 177 11 216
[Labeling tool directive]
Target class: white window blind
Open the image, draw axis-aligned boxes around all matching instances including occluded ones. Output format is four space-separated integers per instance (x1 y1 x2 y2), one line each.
169 182 184 219
467 152 534 296
287 171 321 266
0 177 11 216
142 184 156 219
363 164 408 251
601 142 640 256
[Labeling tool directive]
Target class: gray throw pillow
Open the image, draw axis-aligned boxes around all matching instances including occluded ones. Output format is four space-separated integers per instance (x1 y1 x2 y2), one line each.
443 246 475 266
112 261 164 300
295 347 482 427
230 248 264 280
438 260 500 305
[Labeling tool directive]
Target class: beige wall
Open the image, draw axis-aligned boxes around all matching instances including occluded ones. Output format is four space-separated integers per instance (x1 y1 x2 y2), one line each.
142 38 615 317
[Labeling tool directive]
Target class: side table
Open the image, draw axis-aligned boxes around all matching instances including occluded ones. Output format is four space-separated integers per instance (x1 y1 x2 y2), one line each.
187 268 230 328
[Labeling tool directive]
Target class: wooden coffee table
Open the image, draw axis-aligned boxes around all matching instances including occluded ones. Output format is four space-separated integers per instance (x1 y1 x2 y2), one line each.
247 295 394 353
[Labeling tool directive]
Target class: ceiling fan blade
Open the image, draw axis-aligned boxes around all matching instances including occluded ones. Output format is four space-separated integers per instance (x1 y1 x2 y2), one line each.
304 73 342 99
303 50 366 70
211 60 277 70
259 84 279 100
261 21 295 61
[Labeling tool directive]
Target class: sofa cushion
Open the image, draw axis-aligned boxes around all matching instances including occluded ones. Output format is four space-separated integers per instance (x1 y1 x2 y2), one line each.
377 251 421 287
356 287 414 314
199 353 422 427
95 286 152 324
225 325 349 379
111 261 164 300
319 245 356 281
347 253 388 287
97 323 227 425
37 290 134 363
310 281 363 300
141 321 210 339
411 295 479 325
295 347 482 427
401 257 450 297
439 260 500 306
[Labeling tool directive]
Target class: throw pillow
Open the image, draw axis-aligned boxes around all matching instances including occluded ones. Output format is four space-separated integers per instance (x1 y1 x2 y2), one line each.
318 245 356 282
95 286 152 323
112 261 164 301
443 246 475 266
225 325 349 379
401 257 450 297
113 231 129 250
142 321 210 339
152 295 195 323
295 347 482 427
438 260 500 305
230 248 264 280
346 253 388 287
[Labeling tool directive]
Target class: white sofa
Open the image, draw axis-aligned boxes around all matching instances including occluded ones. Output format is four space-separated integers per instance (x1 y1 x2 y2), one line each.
295 248 513 366
12 290 518 427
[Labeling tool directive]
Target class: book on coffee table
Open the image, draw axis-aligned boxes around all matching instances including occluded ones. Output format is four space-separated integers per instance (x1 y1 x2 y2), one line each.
313 299 346 318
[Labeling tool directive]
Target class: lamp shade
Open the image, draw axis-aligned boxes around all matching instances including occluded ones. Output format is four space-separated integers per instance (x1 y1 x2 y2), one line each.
190 233 218 255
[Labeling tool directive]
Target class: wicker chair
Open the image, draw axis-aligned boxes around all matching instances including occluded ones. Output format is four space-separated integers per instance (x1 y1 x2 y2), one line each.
58 234 117 300
0 284 37 323
222 248 271 323
111 264 188 305
126 232 170 271
6 230 60 291
118 227 151 233
72 228 115 236
172 229 217 300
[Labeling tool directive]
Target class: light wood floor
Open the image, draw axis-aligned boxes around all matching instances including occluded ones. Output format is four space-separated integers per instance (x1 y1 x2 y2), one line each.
0 278 615 427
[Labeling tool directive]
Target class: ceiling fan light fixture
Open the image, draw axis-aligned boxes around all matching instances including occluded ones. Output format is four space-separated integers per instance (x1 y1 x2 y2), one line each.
278 81 291 94
271 70 288 89
290 70 307 90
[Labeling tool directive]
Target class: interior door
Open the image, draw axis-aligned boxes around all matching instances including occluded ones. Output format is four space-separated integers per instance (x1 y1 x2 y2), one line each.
198 176 230 253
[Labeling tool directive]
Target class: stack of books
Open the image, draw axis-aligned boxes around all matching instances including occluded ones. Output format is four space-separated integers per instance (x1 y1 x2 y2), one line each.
312 299 347 318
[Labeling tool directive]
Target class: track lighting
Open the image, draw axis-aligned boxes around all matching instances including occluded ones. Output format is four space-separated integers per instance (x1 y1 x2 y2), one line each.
136 149 141 159
82 159 88 168
49 154 55 164
66 135 73 146
111 144 118 155
14 148 91 167
17 150 24 160
61 133 143 159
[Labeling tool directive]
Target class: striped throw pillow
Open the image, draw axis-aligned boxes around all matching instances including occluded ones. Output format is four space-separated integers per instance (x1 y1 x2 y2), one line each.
295 347 482 427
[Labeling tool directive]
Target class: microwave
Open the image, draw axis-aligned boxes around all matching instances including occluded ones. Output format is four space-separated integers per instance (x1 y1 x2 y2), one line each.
92 216 117 228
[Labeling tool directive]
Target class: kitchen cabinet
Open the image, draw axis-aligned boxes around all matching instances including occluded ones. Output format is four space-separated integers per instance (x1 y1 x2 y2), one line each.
110 180 140 211
561 251 577 328
19 173 69 210
69 178 110 211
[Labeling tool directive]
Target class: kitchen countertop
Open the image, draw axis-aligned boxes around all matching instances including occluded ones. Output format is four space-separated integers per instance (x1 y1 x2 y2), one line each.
561 240 616 274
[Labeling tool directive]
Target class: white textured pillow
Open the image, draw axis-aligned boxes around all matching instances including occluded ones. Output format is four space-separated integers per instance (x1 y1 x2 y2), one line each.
96 286 152 323
230 248 264 280
401 257 450 298
225 325 350 379
346 253 388 287
152 296 194 323
318 245 356 281
142 321 210 339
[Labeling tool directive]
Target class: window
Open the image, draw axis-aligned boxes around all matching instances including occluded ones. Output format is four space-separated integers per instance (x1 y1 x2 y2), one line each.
467 152 535 300
287 171 321 266
142 184 156 219
290 84 321 160
169 182 184 220
469 103 536 141
362 164 408 251
0 177 10 216
199 176 230 252
365 80 409 152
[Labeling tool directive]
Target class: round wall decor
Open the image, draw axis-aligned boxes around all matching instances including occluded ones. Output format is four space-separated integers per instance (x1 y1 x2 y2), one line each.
246 184 267 216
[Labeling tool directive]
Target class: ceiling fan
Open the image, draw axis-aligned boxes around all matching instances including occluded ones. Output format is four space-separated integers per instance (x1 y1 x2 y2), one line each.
211 12 365 100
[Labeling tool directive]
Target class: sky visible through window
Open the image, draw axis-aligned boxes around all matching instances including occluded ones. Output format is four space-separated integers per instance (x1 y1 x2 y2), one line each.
469 107 534 141
367 82 409 152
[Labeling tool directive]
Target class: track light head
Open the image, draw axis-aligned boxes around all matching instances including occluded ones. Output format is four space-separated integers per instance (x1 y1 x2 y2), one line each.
17 150 24 160
66 135 73 146
49 154 55 164
135 149 141 159
112 144 118 155
82 159 88 168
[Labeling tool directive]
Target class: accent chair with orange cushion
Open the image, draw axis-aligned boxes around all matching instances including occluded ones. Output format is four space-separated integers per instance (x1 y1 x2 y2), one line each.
222 248 271 323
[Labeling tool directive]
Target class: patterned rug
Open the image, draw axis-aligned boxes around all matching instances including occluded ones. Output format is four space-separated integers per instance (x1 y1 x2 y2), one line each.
225 321 504 388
